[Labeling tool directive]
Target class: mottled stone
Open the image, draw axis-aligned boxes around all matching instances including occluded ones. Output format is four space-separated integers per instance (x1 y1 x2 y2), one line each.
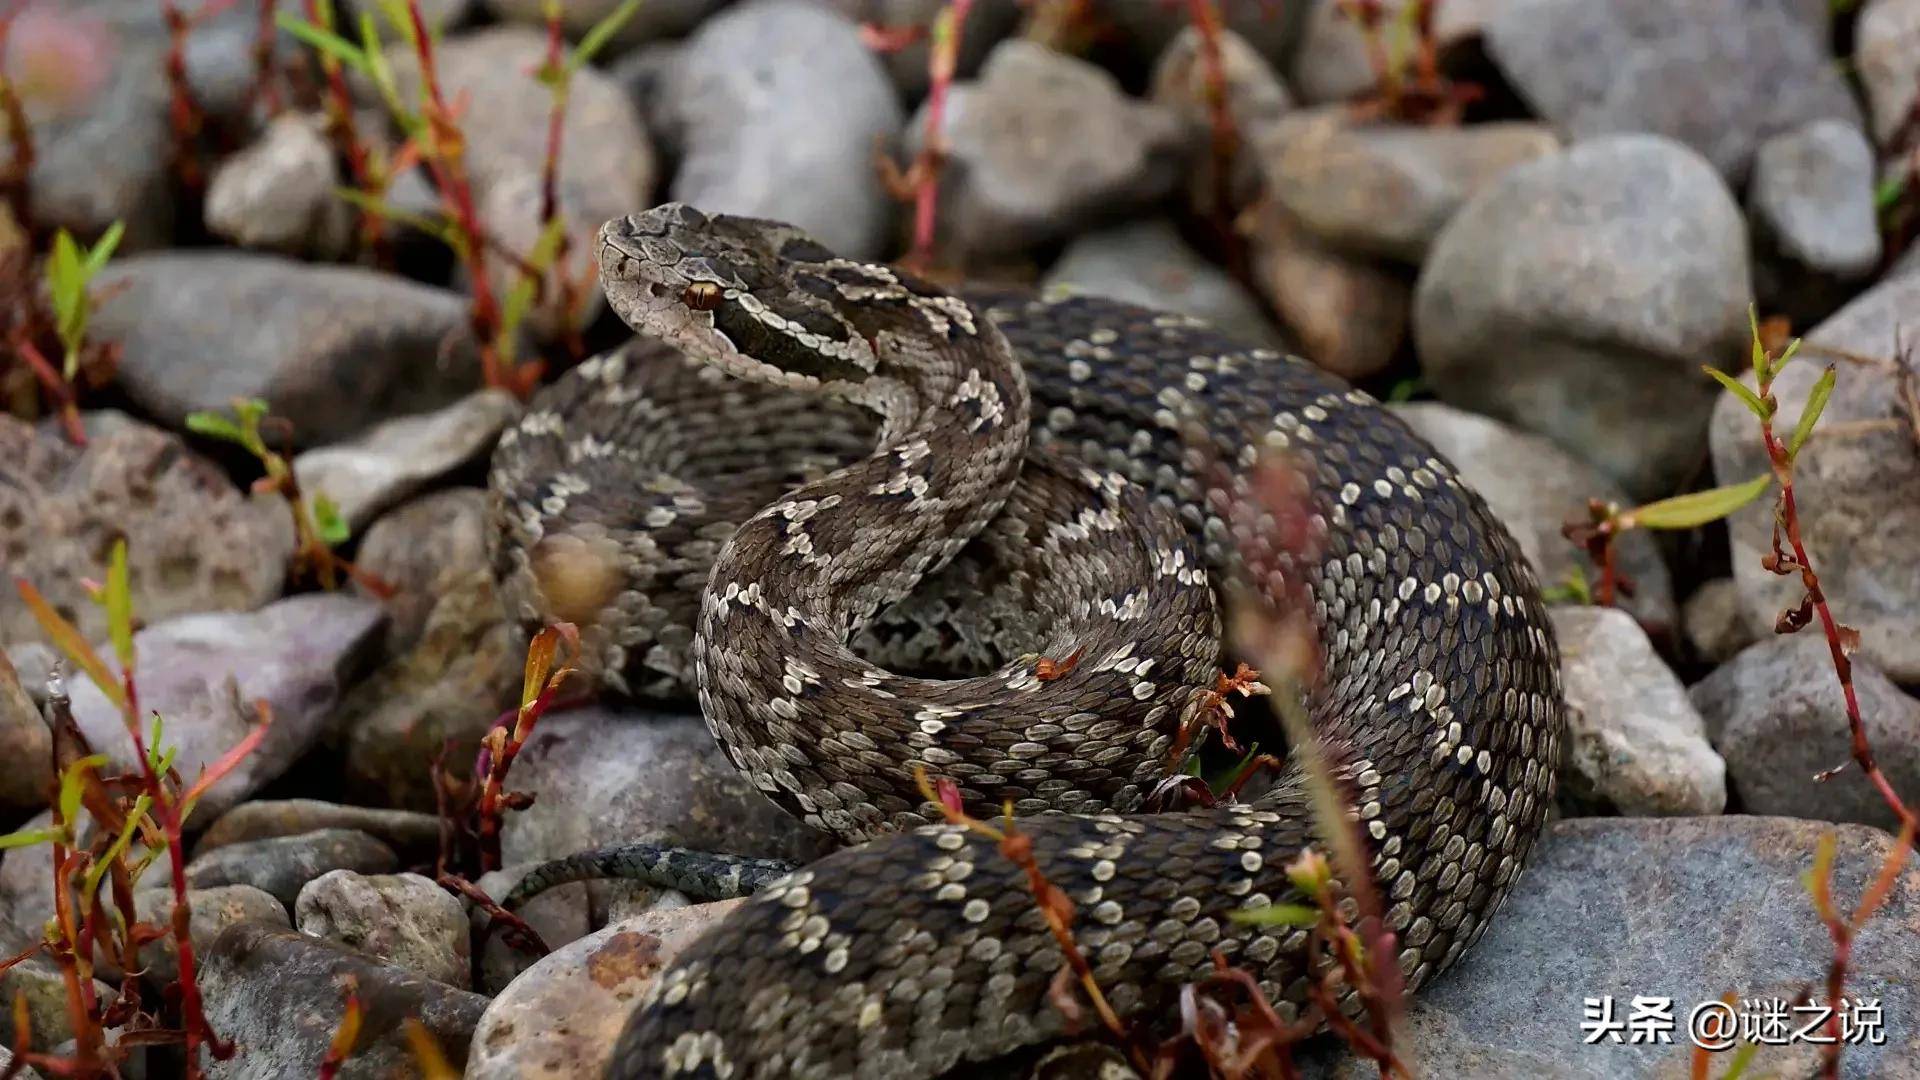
1708 273 1920 683
131 884 290 986
908 41 1193 261
1393 402 1674 633
0 957 114 1058
186 829 399 911
292 390 520 533
389 26 655 338
1241 197 1407 381
296 871 470 989
206 112 355 259
1858 0 1920 147
1485 0 1859 182
1259 111 1560 263
1043 219 1286 350
352 487 495 653
195 800 442 863
0 651 52 814
64 594 387 819
465 901 742 1078
1550 607 1725 816
1414 135 1752 499
1691 635 1920 832
1307 817 1920 1077
0 413 294 651
658 0 902 260
92 253 489 447
200 923 488 1077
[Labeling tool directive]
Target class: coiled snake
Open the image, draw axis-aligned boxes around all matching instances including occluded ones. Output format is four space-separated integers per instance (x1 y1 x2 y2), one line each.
487 204 1564 1078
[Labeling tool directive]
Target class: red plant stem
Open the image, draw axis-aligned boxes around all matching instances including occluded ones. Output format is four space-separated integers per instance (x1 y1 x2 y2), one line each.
159 0 208 192
249 0 280 115
305 0 385 261
12 334 85 446
0 4 33 234
905 0 972 269
1182 0 1239 228
535 3 586 360
402 0 510 392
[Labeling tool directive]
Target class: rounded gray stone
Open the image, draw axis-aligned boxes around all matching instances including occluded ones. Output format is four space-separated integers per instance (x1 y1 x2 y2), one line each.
185 828 400 911
1043 218 1287 350
295 870 471 989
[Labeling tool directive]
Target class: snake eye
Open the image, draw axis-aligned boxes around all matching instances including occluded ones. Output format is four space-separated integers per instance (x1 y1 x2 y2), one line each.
683 282 723 311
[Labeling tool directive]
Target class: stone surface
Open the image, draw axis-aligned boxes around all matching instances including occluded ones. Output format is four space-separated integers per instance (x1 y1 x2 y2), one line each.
1550 606 1725 816
131 883 290 986
296 870 470 989
657 0 902 260
1150 25 1291 214
484 0 723 49
91 253 489 447
1485 0 1860 182
1393 402 1675 634
390 26 655 338
464 901 743 1079
1748 120 1882 327
195 800 442 863
1043 219 1286 349
908 40 1193 261
1306 816 1920 1077
473 864 591 994
0 956 115 1058
1708 273 1920 684
1413 135 1752 499
1287 0 1490 106
186 829 400 911
824 0 1023 99
206 112 355 259
1691 635 1920 832
200 922 488 1077
0 651 52 814
1259 111 1560 263
0 413 294 651
1241 197 1407 381
63 594 387 819
291 390 520 533
351 487 496 654
1681 578 1756 666
341 567 519 811
1857 0 1920 147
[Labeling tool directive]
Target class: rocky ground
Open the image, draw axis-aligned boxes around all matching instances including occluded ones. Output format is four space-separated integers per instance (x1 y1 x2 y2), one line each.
3 0 1920 1077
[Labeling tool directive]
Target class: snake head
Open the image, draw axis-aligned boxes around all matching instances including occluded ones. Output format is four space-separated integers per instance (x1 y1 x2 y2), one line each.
598 204 884 393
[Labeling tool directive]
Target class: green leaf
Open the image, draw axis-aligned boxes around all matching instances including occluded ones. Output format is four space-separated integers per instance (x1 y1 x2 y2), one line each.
80 794 151 901
0 826 63 850
332 187 459 247
58 754 108 827
1787 364 1837 461
184 411 246 444
147 713 166 773
1876 172 1909 211
311 492 350 546
275 11 371 72
48 229 85 348
1627 474 1774 531
1703 366 1771 419
105 539 133 669
1229 903 1322 928
568 0 643 75
1747 305 1767 383
81 221 124 279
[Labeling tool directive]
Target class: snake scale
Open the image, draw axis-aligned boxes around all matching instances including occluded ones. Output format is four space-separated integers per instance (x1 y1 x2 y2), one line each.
487 203 1564 1079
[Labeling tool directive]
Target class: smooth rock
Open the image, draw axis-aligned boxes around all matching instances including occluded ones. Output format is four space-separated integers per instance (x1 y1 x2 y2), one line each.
1858 0 1920 146
908 40 1193 261
1691 636 1920 832
195 800 442 863
464 901 743 1078
291 390 520 533
131 884 290 987
92 253 488 447
1414 135 1752 499
0 810 66 952
484 0 722 49
200 923 488 1077
0 413 294 651
0 957 115 1058
351 487 496 653
390 26 655 338
1259 112 1560 263
1307 816 1920 1076
1393 402 1675 633
1708 273 1920 683
1681 578 1756 666
658 0 902 260
1484 0 1859 182
0 651 52 814
186 829 399 911
1150 25 1292 215
499 706 835 884
1550 606 1725 816
1043 219 1286 349
1749 119 1882 327
63 594 387 819
205 112 355 259
296 870 470 989
341 568 518 811
1241 197 1407 381
824 0 1024 99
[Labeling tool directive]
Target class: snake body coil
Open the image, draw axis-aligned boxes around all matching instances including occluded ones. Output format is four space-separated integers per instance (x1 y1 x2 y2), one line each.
487 204 1564 1079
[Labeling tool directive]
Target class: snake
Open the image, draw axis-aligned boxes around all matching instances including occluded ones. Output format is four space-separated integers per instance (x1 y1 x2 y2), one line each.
486 203 1564 1079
